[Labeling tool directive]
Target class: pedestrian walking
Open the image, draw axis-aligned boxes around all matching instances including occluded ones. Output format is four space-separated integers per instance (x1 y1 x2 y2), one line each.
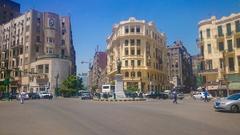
20 92 24 104
204 89 208 102
172 90 177 104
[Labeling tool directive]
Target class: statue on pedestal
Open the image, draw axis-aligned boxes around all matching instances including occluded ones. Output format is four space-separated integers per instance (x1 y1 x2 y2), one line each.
117 58 121 74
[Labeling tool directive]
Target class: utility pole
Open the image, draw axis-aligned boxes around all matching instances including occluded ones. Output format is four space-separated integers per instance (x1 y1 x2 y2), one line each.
55 73 59 96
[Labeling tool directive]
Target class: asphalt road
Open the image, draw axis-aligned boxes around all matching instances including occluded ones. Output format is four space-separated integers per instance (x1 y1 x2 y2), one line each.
0 98 239 135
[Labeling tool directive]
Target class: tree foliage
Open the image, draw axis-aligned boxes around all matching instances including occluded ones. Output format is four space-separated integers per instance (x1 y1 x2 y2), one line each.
60 75 83 97
0 85 6 92
126 85 138 93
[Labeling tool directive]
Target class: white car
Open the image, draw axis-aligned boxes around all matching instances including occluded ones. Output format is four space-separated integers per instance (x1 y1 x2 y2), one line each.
39 92 52 99
193 92 213 100
16 92 29 100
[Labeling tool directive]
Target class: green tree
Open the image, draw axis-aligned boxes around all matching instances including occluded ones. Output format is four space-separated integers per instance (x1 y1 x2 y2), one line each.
0 85 6 92
60 75 84 97
125 85 138 93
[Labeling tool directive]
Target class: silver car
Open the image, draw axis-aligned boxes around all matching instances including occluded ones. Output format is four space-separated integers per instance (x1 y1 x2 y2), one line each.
214 93 240 113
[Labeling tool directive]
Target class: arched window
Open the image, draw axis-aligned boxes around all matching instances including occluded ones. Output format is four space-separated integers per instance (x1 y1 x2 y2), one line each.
125 72 129 77
131 71 135 77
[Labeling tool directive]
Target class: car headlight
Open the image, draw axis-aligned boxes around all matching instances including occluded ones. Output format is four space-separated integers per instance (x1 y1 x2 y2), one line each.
221 102 226 105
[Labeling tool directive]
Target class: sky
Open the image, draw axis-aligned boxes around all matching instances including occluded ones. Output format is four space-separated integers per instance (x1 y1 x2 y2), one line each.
14 0 240 74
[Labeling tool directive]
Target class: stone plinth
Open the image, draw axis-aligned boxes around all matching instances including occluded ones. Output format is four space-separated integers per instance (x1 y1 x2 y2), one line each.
115 74 126 98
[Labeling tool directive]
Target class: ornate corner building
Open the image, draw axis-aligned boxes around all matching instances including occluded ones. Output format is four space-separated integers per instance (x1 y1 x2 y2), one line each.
198 13 240 96
0 8 76 94
107 17 168 93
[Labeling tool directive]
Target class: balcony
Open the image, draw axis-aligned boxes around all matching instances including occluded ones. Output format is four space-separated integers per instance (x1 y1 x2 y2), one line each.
223 50 235 56
36 78 49 84
225 31 233 38
215 34 224 41
199 68 218 75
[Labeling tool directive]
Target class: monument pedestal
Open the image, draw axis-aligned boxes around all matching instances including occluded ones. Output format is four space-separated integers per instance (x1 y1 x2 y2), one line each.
115 74 126 99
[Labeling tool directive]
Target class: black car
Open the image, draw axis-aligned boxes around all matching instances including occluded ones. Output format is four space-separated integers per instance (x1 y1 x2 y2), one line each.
81 93 92 100
28 93 40 99
146 92 168 99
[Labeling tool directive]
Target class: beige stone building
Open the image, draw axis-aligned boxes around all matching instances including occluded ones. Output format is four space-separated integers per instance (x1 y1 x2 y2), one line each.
107 17 168 93
198 13 240 96
0 9 76 94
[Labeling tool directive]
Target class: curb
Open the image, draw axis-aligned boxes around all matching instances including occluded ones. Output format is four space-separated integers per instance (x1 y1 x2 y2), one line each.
93 98 146 102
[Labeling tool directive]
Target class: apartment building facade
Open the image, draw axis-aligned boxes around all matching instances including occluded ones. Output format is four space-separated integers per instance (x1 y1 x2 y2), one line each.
0 9 76 94
0 0 20 25
107 17 168 93
198 13 240 96
167 41 193 91
88 51 107 92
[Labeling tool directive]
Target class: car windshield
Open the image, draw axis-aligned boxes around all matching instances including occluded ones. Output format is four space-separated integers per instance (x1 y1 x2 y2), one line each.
227 94 240 100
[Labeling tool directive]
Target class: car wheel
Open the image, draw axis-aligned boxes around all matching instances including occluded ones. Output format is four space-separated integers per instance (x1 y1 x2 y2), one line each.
231 105 239 113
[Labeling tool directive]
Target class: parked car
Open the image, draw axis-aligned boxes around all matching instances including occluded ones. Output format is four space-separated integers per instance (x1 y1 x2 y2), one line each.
169 92 185 100
192 92 213 100
145 92 169 99
9 93 18 99
28 93 40 99
214 93 240 113
39 92 53 99
16 92 29 100
81 92 92 100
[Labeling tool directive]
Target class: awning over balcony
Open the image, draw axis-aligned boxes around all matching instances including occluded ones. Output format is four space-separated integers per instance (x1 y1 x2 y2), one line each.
229 82 240 90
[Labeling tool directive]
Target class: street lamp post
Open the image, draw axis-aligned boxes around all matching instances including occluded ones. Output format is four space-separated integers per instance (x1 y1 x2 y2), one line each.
55 73 59 96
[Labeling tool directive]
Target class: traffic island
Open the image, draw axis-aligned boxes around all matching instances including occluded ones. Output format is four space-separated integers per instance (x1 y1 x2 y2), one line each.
93 98 146 102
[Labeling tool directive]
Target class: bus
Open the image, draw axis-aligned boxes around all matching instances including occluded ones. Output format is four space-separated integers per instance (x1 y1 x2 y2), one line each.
102 85 115 93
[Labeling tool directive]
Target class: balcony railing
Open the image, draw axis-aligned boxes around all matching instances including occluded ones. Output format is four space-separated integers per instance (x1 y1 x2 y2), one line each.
199 68 218 74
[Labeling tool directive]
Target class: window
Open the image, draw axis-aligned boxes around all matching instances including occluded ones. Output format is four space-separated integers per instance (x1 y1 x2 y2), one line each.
131 71 135 77
137 71 141 77
131 60 134 67
136 26 140 33
137 60 141 66
201 46 204 56
37 65 43 73
206 28 211 38
130 26 135 33
207 44 211 53
36 46 39 52
227 40 233 52
125 26 129 34
125 60 128 67
217 25 223 37
137 39 141 46
238 56 240 66
36 36 40 42
218 42 224 51
236 38 240 48
226 23 232 36
130 39 134 45
137 49 141 55
125 48 129 55
45 64 49 73
47 47 53 54
125 40 129 46
235 20 240 33
47 37 54 44
206 60 212 70
200 30 203 39
229 57 235 71
125 72 129 77
62 40 65 45
219 58 224 69
131 49 135 55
